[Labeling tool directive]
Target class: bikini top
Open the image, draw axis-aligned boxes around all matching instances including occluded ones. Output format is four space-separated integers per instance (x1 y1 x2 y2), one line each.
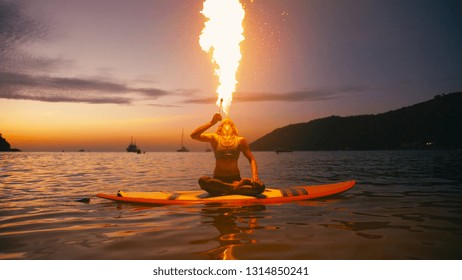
214 136 241 160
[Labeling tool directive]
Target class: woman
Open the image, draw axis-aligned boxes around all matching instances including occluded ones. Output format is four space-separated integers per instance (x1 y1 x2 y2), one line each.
190 113 265 196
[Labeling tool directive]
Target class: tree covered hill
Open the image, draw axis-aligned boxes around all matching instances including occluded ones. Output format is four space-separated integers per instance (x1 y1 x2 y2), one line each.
250 92 462 151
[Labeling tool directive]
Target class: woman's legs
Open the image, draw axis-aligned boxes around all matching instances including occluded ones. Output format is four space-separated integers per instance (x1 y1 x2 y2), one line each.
232 179 265 196
198 176 265 196
198 176 236 195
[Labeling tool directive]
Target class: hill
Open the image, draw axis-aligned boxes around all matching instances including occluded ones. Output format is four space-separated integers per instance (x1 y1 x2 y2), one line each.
250 92 462 151
0 133 21 152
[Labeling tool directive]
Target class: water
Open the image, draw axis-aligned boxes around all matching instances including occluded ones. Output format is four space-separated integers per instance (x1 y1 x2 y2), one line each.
1 151 461 260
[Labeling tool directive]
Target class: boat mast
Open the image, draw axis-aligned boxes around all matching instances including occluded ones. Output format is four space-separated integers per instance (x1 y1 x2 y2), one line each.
181 129 184 147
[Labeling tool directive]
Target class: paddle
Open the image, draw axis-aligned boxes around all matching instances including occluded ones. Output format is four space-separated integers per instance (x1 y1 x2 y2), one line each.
75 197 91 203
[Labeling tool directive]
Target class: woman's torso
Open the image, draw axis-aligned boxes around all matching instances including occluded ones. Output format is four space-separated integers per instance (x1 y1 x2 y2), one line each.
213 135 242 177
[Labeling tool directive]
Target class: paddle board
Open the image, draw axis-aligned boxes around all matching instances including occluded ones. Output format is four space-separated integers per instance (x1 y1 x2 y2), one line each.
96 180 355 206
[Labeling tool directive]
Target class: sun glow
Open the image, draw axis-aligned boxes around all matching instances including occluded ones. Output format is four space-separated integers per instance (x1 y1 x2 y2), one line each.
199 0 245 115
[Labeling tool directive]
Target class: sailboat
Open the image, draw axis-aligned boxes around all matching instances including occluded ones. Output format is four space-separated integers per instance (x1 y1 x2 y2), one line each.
177 129 189 152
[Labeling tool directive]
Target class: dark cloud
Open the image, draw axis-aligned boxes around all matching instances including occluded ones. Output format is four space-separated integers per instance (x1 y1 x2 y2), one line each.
137 88 170 98
0 0 50 72
0 0 46 48
0 71 171 104
1 90 131 105
0 1 176 105
238 88 360 102
183 86 365 104
0 1 71 73
183 97 215 104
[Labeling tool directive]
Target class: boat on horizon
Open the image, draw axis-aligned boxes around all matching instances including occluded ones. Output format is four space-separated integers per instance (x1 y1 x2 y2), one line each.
126 137 141 153
177 129 189 152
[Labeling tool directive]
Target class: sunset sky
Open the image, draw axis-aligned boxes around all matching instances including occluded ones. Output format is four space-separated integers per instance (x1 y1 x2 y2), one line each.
1 0 462 151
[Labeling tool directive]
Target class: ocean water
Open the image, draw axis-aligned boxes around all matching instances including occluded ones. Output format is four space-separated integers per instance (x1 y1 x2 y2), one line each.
0 150 461 260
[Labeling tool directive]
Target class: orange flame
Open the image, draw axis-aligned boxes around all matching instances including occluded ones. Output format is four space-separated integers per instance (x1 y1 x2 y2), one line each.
199 0 245 116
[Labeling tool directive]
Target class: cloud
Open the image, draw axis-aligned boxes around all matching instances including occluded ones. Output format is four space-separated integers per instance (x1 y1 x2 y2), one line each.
0 71 171 104
184 97 215 104
0 1 182 106
0 0 47 47
0 0 50 71
183 86 366 104
1 91 131 105
147 103 182 108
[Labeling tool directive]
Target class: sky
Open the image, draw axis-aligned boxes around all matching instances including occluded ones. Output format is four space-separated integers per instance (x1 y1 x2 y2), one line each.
1 0 461 151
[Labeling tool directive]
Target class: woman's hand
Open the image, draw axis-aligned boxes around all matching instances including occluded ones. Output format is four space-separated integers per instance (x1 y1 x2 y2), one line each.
252 174 262 186
191 113 222 141
211 113 222 125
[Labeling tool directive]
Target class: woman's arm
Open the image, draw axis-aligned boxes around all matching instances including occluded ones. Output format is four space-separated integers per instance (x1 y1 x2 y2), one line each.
240 138 262 184
190 113 222 142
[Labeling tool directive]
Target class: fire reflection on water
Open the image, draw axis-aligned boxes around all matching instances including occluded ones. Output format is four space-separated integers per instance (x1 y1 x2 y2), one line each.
194 205 274 260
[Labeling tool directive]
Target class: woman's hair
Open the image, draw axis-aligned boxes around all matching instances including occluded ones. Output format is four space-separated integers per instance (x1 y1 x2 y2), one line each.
216 118 239 136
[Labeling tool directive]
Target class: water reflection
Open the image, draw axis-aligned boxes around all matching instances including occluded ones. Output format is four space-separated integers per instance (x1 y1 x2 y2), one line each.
193 205 269 259
320 219 414 240
2 151 462 259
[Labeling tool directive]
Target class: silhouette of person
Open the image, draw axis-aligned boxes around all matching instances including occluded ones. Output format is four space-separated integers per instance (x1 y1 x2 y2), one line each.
191 113 265 196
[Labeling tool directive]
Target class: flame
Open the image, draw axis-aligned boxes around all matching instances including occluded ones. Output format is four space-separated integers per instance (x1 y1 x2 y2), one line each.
199 0 245 116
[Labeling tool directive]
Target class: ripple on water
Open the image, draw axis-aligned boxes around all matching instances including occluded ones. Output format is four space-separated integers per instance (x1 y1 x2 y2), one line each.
1 151 461 259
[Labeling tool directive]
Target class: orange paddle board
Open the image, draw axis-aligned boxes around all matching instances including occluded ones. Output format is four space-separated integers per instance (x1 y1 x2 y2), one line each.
96 180 355 206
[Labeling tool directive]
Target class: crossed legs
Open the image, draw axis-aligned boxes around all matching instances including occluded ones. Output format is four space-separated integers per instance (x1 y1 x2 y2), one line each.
198 176 265 196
